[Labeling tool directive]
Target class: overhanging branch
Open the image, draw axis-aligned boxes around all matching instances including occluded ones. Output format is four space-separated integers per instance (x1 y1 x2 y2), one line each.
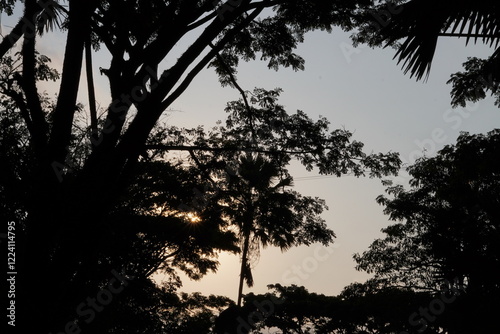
209 41 258 141
159 5 264 111
145 144 319 155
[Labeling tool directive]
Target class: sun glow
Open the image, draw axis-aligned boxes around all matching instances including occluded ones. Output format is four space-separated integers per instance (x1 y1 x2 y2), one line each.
186 213 201 224
150 204 202 224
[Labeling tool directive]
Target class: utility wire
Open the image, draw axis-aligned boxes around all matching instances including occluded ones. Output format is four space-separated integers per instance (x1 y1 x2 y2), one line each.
294 175 337 182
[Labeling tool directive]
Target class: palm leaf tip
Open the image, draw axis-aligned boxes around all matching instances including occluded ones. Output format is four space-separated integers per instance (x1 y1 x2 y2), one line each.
380 0 500 81
36 0 68 35
243 262 254 287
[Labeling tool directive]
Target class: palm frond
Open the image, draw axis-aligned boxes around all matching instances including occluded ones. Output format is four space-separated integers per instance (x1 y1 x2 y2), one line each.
378 0 500 80
243 262 254 287
36 0 68 36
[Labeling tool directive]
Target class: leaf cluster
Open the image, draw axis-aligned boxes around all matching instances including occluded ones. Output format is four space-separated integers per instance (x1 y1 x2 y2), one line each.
236 283 432 334
356 130 500 295
353 0 500 80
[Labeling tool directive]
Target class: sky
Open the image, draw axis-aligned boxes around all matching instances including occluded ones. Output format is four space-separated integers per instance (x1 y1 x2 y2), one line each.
3 7 500 302
162 29 500 300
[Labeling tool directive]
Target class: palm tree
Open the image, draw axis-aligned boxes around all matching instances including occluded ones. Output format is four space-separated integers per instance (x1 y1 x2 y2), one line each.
84 35 99 138
221 153 334 306
357 0 500 80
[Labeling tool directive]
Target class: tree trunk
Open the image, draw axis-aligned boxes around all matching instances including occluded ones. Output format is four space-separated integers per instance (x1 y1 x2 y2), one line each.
47 0 96 166
85 36 98 139
237 229 251 307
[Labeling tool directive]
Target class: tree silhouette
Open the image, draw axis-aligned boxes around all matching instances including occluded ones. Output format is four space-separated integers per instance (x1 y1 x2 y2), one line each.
221 153 334 306
235 283 433 334
355 130 500 333
78 275 233 333
155 87 400 307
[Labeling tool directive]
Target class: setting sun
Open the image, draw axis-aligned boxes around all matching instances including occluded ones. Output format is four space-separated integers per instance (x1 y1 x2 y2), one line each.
186 213 201 224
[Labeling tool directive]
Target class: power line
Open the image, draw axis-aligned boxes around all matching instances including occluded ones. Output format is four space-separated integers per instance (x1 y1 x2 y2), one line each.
293 175 337 182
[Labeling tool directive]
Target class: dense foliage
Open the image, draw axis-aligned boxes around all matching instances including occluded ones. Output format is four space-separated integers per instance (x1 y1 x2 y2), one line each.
2 1 499 333
0 2 403 332
216 131 500 334
353 130 500 333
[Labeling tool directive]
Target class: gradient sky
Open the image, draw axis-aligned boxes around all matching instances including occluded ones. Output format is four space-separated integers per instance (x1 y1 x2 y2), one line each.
3 9 500 302
164 29 500 300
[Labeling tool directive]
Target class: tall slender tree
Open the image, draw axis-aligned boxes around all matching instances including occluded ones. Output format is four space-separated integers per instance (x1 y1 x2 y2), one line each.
220 153 334 306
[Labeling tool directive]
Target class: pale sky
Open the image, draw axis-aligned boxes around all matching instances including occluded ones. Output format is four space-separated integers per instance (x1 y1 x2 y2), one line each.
3 9 500 302
165 29 500 300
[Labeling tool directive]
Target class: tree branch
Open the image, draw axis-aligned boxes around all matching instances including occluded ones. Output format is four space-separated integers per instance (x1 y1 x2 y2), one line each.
159 5 264 111
48 0 97 166
21 0 48 156
0 4 29 58
111 2 260 172
209 41 258 141
144 144 317 155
